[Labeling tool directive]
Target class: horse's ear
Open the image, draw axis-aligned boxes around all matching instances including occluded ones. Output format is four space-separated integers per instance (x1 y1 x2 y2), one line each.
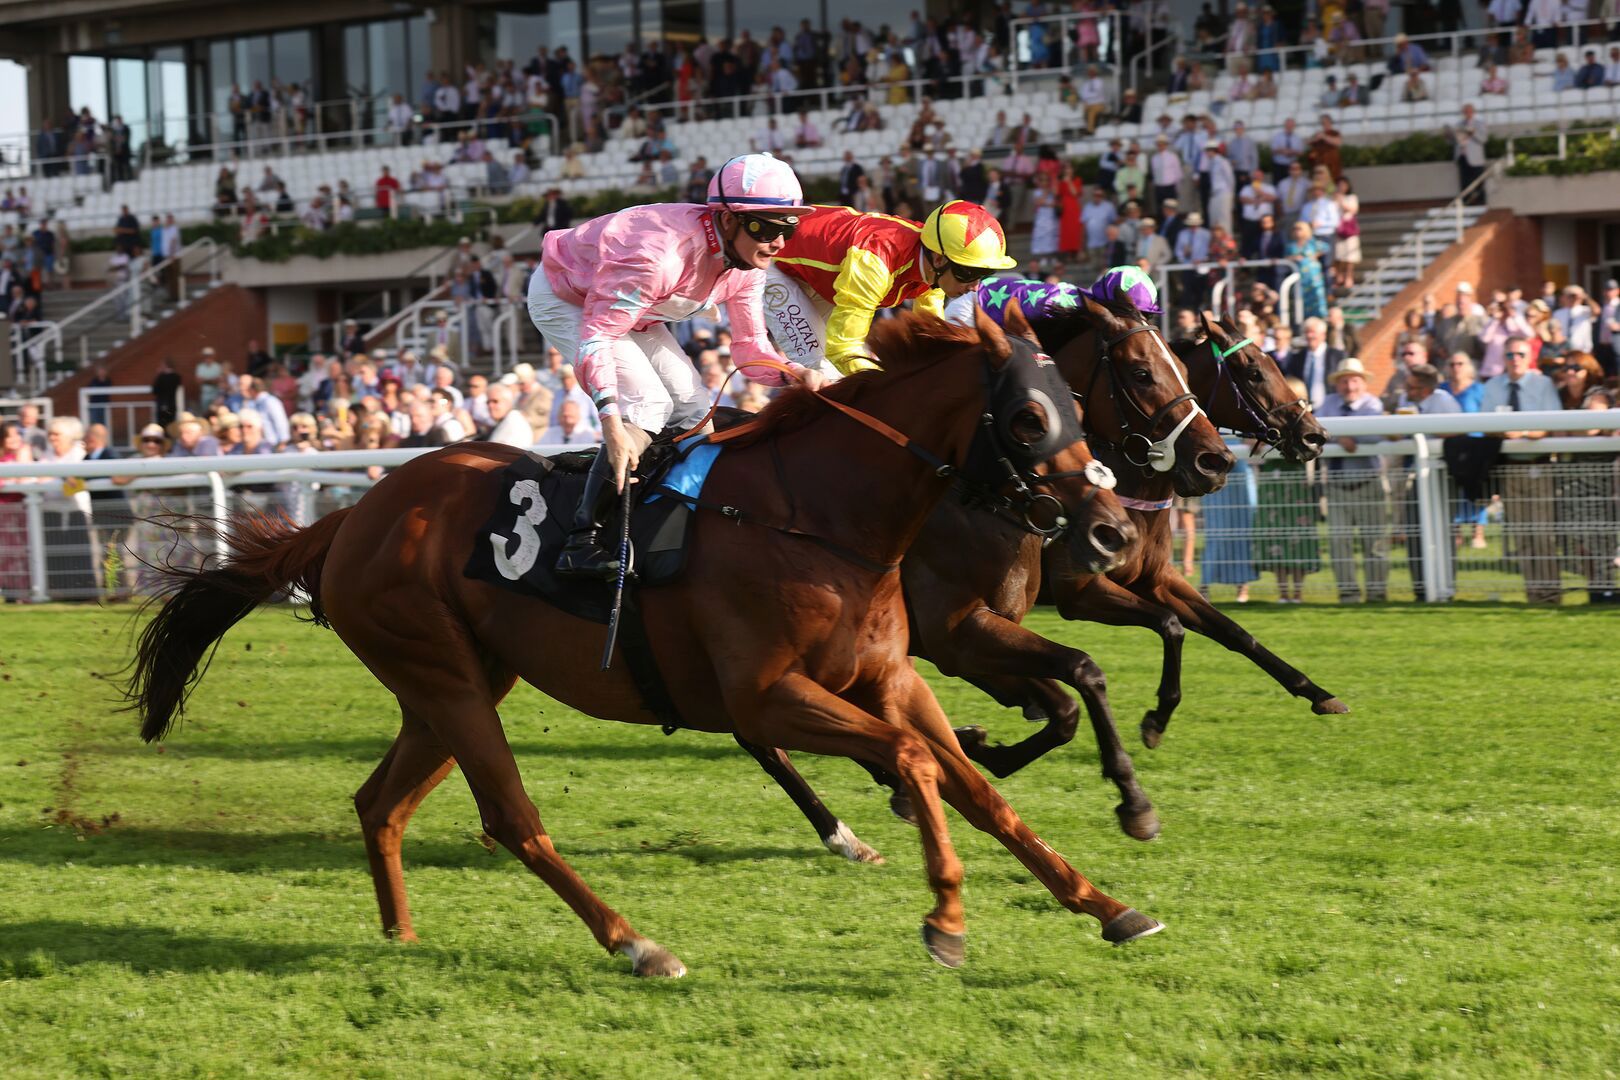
1080 291 1125 333
974 302 1013 363
1198 311 1221 344
1000 298 1041 348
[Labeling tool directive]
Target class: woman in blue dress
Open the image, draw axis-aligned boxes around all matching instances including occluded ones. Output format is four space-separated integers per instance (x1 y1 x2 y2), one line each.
1199 452 1256 601
1285 220 1329 321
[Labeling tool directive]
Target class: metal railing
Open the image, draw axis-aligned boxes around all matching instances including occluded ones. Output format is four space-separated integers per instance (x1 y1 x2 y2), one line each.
1006 10 1131 93
5 412 1617 604
77 385 186 450
14 238 225 394
1357 160 1503 318
1154 258 1299 330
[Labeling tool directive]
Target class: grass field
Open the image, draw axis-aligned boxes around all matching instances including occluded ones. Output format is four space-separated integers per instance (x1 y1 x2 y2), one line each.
1 603 1615 1079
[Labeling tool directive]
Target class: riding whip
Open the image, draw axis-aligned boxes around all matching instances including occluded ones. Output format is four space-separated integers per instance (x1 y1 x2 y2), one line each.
600 480 634 671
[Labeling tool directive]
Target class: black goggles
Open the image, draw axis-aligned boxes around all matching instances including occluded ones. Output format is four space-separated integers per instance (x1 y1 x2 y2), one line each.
740 213 798 242
944 260 998 284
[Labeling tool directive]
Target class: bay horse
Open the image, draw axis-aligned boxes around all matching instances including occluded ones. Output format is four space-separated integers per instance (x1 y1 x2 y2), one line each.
750 315 1344 857
740 297 1235 858
124 308 1181 977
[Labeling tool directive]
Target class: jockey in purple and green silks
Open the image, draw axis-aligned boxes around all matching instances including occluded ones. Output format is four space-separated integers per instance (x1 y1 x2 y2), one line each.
946 265 1162 327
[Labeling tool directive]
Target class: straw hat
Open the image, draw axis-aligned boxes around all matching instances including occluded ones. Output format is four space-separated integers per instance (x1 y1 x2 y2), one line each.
1328 357 1370 385
1185 212 1204 227
138 423 169 446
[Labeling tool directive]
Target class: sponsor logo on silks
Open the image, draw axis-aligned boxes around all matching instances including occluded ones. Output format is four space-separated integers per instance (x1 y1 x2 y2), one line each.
701 213 722 255
762 282 791 311
768 300 820 355
1032 351 1054 368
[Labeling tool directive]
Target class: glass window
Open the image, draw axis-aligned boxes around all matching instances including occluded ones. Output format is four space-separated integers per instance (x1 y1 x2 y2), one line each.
368 21 408 102
549 2 583 63
236 35 271 88
160 62 189 150
68 56 109 122
344 25 367 96
733 0 799 44
495 12 550 64
110 58 148 150
826 1 913 41
588 0 636 59
273 30 314 93
703 0 729 42
209 40 233 136
407 17 432 105
658 0 706 45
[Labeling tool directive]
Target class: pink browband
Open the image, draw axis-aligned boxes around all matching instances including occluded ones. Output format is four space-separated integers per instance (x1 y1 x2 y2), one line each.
1116 494 1175 512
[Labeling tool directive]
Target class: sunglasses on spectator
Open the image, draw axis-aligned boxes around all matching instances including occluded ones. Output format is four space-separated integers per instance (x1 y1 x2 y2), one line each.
1504 351 1530 358
739 213 798 242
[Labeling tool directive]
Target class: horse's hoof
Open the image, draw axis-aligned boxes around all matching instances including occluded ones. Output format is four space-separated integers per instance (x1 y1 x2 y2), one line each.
822 821 885 864
888 791 918 827
921 923 966 968
1312 697 1350 715
1116 802 1161 841
1101 909 1165 945
1140 712 1165 750
619 938 687 978
953 724 988 751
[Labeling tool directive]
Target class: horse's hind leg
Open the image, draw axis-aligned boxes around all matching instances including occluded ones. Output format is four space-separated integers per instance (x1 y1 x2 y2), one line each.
735 735 885 864
354 659 516 941
354 712 455 941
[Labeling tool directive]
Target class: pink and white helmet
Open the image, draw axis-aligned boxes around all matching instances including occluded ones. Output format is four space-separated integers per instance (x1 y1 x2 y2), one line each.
706 153 814 215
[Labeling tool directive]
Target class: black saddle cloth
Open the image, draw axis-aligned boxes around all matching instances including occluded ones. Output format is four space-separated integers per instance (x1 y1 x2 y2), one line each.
463 446 697 624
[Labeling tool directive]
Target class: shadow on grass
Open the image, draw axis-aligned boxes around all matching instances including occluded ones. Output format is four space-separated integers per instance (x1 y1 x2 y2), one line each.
0 824 826 875
95 734 743 764
0 919 335 976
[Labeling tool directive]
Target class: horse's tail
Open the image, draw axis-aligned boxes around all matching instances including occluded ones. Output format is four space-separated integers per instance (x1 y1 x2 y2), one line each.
125 507 354 743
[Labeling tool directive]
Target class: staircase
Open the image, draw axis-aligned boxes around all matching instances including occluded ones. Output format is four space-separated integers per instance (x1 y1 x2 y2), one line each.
1340 203 1490 325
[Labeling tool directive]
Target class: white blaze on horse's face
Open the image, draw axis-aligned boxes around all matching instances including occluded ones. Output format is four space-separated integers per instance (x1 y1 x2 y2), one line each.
1142 329 1206 473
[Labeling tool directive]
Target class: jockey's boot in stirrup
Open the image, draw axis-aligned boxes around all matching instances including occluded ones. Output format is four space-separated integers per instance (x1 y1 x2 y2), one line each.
555 448 622 579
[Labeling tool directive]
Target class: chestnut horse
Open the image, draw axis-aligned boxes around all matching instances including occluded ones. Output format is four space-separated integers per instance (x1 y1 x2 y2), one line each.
124 310 1179 978
752 316 1344 855
741 298 1235 858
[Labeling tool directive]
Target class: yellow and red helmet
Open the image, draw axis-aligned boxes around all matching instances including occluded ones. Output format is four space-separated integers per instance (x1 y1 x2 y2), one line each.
920 200 1019 271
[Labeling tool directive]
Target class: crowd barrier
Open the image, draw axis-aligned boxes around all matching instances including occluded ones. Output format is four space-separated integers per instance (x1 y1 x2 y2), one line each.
2 412 1618 605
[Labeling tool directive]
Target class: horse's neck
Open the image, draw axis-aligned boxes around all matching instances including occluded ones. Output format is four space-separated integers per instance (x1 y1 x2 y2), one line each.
777 363 987 565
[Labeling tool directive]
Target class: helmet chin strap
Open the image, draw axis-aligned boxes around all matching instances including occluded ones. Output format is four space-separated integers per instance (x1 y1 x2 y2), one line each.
716 211 751 271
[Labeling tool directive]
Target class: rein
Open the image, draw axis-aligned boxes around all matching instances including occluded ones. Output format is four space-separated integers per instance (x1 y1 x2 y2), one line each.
662 352 1107 568
1075 323 1206 474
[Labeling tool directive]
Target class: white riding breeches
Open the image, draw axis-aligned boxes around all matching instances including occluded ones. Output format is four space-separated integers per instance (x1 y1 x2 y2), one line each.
527 270 708 434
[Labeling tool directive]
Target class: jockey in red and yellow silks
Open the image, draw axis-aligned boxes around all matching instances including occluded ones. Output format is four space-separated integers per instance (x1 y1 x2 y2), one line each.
763 200 1018 378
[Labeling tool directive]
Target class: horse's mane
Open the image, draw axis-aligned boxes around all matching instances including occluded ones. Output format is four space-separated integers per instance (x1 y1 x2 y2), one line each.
718 311 982 448
1035 292 1144 353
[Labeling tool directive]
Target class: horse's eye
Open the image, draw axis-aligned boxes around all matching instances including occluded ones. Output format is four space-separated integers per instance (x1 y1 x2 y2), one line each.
1246 367 1266 384
1131 367 1153 385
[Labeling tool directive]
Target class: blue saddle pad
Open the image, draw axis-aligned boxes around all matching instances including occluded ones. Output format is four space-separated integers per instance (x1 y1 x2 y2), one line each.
648 440 722 505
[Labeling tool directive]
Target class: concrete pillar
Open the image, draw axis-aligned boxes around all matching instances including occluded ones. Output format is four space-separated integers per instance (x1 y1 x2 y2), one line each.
25 52 72 133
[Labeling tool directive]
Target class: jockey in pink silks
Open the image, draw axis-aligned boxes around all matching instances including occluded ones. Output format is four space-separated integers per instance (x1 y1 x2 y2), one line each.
527 153 818 578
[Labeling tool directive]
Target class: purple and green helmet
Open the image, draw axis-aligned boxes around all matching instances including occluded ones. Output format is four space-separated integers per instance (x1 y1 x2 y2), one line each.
974 265 1162 328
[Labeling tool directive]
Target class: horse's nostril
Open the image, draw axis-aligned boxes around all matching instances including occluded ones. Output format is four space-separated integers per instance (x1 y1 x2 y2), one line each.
1090 522 1129 556
1303 431 1327 448
1196 451 1232 477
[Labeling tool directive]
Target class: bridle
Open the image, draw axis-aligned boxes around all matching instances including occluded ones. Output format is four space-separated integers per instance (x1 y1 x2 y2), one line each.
683 343 1112 564
1202 335 1312 448
1075 321 1207 474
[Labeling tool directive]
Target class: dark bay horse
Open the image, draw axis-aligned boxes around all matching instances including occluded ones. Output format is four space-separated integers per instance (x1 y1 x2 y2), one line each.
124 310 1169 977
741 299 1235 857
752 316 1343 855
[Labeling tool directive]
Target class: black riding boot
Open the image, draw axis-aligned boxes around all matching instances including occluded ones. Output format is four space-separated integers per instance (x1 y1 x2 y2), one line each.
554 448 622 579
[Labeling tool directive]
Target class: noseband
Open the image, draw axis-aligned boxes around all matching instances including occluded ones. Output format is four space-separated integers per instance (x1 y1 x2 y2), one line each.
1207 336 1312 448
1077 322 1206 474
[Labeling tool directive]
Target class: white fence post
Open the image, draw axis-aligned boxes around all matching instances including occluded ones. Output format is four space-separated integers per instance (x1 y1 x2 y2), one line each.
1412 434 1447 603
24 489 48 603
208 471 230 560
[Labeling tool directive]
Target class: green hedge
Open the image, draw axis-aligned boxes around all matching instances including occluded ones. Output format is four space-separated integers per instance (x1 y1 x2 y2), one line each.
1505 132 1620 177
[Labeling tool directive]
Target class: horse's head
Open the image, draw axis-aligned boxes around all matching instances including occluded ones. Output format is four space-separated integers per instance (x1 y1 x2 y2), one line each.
1046 293 1234 497
1184 314 1327 463
988 302 1138 573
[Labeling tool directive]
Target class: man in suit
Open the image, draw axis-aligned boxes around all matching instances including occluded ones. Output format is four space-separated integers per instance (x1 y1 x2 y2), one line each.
1480 336 1563 603
837 150 865 206
535 188 574 236
1282 316 1343 408
957 149 988 204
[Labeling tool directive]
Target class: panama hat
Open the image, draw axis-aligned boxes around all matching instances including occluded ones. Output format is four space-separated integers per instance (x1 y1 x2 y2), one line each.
1328 357 1370 385
137 423 169 446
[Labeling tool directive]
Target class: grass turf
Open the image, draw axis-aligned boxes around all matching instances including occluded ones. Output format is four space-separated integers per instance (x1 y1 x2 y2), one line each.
0 603 1615 1079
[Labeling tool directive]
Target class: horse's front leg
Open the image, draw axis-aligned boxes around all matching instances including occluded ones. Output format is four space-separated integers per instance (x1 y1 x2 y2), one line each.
888 667 1163 949
1150 573 1349 731
933 608 1157 840
733 734 885 863
1056 573 1188 749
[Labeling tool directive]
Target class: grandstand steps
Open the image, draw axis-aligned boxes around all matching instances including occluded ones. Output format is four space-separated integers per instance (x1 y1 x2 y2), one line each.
1340 204 1488 324
37 277 222 384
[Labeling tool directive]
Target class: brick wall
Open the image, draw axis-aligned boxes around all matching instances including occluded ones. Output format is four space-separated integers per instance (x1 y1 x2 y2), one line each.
47 285 267 417
1355 210 1543 388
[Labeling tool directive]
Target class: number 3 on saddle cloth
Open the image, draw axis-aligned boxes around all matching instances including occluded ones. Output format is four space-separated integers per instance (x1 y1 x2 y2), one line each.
465 438 723 624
